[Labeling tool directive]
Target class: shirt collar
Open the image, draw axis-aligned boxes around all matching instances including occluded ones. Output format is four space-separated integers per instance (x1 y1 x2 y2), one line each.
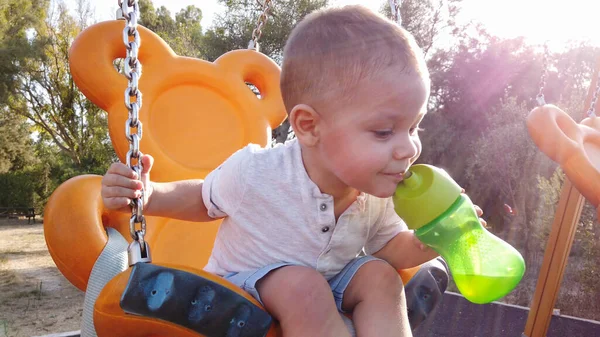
290 139 366 213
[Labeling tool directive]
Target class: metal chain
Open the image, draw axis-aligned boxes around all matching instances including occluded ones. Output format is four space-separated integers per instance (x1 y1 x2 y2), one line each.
248 0 273 51
536 42 549 106
389 0 402 26
587 71 600 118
118 0 148 256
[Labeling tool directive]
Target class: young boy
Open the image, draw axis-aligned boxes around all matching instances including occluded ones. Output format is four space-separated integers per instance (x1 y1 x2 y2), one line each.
101 5 473 337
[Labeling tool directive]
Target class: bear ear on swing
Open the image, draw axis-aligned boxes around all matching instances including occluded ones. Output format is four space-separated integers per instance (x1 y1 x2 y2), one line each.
69 20 174 114
69 18 287 182
527 104 581 165
215 50 287 130
527 103 600 209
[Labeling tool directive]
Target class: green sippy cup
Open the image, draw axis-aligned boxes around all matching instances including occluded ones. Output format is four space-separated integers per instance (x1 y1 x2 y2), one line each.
393 164 525 304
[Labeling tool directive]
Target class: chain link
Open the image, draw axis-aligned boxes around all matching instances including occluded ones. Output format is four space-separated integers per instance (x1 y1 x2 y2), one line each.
389 0 402 26
248 0 273 51
536 43 549 106
119 0 147 249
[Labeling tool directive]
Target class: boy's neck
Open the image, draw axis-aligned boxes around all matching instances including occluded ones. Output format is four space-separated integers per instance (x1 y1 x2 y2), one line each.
300 145 359 202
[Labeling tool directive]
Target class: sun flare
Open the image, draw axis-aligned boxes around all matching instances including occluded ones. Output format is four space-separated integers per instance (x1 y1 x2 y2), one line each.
337 0 600 48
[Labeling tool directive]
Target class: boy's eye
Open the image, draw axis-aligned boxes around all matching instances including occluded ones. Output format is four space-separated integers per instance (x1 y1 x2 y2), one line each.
373 130 394 139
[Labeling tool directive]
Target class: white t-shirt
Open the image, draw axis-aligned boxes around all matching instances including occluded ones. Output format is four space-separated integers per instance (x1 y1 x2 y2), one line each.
201 138 407 280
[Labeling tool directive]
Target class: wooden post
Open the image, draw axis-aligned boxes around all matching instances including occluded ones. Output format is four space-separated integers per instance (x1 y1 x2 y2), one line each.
522 179 584 337
523 56 600 337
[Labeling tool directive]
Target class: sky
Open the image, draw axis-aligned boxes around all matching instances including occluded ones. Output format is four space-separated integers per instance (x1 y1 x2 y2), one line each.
64 0 600 48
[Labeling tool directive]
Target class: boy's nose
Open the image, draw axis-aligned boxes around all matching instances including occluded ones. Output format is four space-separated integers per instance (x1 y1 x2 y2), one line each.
393 139 418 161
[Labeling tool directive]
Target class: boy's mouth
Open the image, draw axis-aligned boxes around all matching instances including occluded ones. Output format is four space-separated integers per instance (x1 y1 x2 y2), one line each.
383 171 410 182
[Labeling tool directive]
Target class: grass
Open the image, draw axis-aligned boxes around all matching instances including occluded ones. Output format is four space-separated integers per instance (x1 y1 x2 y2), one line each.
13 284 43 300
0 269 20 287
0 320 11 337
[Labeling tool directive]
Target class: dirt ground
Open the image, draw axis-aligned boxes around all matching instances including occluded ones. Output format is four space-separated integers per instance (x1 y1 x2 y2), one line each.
0 219 83 337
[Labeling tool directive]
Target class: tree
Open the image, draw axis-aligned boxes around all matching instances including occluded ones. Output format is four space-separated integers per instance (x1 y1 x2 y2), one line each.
380 0 464 57
422 33 548 172
0 0 47 173
0 113 37 173
5 1 114 172
0 0 49 103
202 0 328 63
424 33 598 247
463 98 552 255
138 0 204 58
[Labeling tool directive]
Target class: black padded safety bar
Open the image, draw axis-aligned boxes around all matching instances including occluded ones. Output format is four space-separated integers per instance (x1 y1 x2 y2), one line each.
120 263 273 337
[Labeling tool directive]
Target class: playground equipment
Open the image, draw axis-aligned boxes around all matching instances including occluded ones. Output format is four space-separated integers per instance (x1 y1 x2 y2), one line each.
44 0 449 336
524 47 600 337
43 0 600 335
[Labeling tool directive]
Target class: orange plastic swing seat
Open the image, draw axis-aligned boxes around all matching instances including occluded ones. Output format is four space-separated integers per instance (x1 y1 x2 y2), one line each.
528 104 600 217
43 20 421 337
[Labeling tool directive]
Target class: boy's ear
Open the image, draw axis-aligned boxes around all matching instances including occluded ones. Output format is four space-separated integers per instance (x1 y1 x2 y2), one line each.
289 104 320 146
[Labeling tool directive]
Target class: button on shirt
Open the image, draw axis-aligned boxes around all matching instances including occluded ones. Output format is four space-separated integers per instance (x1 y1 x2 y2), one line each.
202 139 407 280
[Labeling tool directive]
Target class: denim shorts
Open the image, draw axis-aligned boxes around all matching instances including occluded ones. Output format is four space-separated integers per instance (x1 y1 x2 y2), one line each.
223 255 382 313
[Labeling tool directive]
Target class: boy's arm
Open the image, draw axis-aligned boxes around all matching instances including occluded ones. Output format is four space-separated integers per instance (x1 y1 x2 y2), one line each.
373 231 439 271
136 145 255 223
145 180 218 222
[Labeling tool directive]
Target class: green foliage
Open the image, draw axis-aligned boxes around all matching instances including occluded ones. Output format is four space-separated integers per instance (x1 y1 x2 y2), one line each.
578 206 600 295
533 169 564 247
4 1 114 171
0 0 49 103
380 0 463 56
0 112 37 173
138 0 204 57
202 0 328 62
0 0 114 214
0 165 50 212
0 171 35 208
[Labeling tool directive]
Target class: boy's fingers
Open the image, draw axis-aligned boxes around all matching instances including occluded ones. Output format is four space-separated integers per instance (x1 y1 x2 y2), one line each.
108 162 138 179
140 154 154 175
104 197 131 209
102 174 142 190
474 205 483 216
102 186 141 199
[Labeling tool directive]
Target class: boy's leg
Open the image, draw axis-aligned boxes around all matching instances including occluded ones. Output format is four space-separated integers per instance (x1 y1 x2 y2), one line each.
340 259 412 337
256 265 352 337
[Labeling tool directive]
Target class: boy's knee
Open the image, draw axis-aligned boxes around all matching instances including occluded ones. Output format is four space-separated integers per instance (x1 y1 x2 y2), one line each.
257 266 334 318
284 266 333 304
359 260 404 295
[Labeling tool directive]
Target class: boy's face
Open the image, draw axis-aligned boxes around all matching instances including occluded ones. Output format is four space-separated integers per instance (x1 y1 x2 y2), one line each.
317 70 429 198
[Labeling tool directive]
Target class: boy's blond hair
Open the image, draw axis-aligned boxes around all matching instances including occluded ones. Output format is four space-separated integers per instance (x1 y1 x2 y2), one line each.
280 5 429 114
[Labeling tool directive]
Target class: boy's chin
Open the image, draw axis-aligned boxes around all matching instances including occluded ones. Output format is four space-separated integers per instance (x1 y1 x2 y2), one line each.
366 185 397 198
